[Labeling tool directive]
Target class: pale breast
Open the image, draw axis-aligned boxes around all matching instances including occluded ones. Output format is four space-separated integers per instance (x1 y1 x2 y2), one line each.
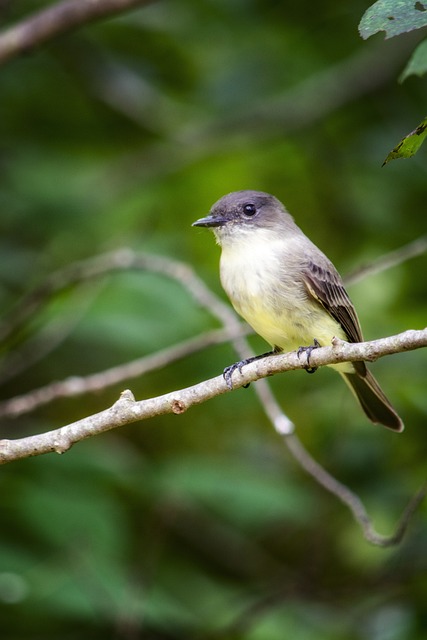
219 232 346 352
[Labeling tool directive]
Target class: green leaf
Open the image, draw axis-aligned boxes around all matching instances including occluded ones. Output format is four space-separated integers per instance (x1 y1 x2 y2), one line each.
383 116 427 164
399 37 427 80
359 0 427 40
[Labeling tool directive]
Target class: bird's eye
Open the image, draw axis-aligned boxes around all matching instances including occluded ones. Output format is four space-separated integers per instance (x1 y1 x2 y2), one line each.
242 203 256 216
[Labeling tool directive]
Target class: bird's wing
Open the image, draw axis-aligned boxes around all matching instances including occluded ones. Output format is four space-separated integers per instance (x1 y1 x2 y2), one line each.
303 259 363 344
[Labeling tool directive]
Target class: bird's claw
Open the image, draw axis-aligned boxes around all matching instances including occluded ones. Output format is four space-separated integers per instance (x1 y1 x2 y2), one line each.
223 359 251 389
297 338 320 374
223 349 277 388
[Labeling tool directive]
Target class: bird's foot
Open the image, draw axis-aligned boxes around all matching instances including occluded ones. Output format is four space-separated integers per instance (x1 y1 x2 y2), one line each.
297 338 320 374
223 359 251 389
223 349 277 389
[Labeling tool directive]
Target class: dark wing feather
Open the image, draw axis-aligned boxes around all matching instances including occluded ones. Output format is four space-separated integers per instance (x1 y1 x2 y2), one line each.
303 259 363 344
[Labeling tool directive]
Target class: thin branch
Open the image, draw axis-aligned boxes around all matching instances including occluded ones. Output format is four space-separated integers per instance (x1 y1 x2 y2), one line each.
345 235 427 286
0 248 241 346
285 434 427 547
0 0 152 66
1 328 426 465
0 248 288 436
0 325 250 418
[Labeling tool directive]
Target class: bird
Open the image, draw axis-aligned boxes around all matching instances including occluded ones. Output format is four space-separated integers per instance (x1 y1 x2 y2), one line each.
192 190 403 432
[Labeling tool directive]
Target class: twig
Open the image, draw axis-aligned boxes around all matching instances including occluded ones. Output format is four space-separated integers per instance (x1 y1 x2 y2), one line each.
0 248 242 345
0 0 152 65
0 248 287 439
285 434 427 547
345 235 427 286
0 248 281 429
0 326 250 418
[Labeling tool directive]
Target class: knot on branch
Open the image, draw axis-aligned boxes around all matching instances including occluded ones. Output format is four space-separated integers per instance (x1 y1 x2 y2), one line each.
171 399 186 414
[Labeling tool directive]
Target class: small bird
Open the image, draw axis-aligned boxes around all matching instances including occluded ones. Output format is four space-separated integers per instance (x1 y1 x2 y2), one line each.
193 190 403 431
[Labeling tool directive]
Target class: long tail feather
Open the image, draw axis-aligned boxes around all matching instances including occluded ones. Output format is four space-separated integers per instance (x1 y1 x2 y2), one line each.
341 369 403 432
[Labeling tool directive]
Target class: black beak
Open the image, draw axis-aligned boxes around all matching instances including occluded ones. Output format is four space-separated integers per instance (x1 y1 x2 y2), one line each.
192 214 226 228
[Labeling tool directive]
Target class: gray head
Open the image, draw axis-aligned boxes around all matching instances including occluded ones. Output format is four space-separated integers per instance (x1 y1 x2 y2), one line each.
192 190 296 242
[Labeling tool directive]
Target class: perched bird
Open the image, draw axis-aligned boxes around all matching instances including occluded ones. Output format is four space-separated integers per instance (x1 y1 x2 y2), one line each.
193 190 403 431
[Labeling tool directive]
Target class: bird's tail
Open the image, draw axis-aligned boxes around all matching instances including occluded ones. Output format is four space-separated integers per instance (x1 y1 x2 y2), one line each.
341 369 404 432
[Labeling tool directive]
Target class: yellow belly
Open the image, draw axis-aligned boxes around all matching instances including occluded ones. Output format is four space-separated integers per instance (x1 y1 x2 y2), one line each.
219 240 352 373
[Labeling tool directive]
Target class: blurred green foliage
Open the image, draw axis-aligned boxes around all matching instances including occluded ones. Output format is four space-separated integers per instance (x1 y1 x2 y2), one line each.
400 39 427 81
0 1 426 638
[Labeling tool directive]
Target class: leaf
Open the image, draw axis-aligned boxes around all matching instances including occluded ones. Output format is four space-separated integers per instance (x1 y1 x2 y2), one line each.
359 0 427 40
383 116 427 165
399 37 427 80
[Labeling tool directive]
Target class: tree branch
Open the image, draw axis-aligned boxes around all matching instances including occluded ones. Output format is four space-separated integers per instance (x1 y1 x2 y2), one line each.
1 328 426 467
0 325 250 418
1 248 425 546
0 0 152 66
2 328 425 546
345 235 427 286
284 433 427 547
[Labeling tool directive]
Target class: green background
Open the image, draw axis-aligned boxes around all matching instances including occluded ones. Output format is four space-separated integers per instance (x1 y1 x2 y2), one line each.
0 1 426 638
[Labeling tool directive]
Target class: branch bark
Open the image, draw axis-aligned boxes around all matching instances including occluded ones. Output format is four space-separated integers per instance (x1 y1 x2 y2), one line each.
1 328 426 466
0 0 151 65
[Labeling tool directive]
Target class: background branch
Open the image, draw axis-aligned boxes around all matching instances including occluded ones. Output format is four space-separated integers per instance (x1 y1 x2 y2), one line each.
0 0 152 66
1 249 426 548
345 235 427 286
0 325 250 418
0 248 291 434
285 434 427 547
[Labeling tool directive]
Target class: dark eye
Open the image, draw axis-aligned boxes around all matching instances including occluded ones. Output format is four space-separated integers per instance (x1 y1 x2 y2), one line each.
242 203 256 216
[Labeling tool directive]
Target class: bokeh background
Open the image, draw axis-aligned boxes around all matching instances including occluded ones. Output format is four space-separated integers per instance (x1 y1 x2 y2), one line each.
0 1 426 638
